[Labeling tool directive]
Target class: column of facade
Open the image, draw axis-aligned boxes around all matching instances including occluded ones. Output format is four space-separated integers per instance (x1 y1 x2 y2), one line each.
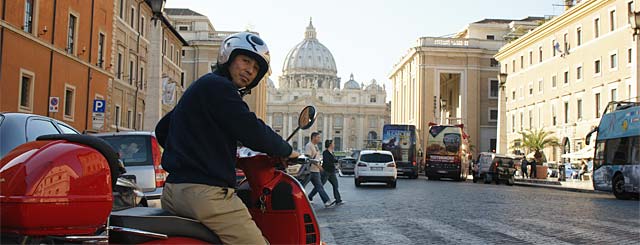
143 20 164 131
497 86 507 154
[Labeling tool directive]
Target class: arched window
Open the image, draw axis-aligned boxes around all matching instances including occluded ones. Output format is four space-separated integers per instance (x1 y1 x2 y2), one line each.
368 131 378 140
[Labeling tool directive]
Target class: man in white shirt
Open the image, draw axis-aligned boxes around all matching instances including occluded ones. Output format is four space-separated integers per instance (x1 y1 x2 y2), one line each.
305 132 333 207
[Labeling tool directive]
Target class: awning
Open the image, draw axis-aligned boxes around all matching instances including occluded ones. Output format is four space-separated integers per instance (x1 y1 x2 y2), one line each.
560 146 595 159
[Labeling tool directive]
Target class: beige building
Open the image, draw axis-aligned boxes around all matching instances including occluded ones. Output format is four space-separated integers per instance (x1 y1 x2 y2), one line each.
165 8 267 119
389 17 543 154
495 0 639 161
110 0 187 132
267 20 389 152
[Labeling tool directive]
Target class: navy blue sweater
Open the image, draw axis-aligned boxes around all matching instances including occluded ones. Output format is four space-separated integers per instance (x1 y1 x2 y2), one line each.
157 73 292 188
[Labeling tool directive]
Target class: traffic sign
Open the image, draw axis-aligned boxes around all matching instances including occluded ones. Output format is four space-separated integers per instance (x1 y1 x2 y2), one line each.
49 97 59 112
92 112 104 130
93 99 106 113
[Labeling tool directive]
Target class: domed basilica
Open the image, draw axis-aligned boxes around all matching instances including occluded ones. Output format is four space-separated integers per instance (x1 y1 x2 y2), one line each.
266 19 389 152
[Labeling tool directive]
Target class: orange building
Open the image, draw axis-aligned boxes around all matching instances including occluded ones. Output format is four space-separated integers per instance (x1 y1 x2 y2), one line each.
0 0 114 132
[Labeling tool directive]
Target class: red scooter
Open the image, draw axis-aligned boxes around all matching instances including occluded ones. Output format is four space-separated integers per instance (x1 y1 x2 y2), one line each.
0 106 321 244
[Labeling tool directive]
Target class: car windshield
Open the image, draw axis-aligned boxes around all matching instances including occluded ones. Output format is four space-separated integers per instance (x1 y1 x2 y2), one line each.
360 153 393 163
100 135 152 166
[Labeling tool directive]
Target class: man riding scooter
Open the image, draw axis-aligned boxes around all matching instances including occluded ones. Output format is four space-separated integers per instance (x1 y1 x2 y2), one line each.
156 32 299 244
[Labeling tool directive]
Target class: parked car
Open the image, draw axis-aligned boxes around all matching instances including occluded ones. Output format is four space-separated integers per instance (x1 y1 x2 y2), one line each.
0 112 79 159
0 112 145 209
473 152 518 185
338 157 356 176
93 131 166 207
354 150 397 188
545 162 559 178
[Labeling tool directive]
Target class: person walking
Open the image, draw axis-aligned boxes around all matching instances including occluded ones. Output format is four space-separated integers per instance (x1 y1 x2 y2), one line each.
521 158 529 179
318 140 342 204
305 132 334 207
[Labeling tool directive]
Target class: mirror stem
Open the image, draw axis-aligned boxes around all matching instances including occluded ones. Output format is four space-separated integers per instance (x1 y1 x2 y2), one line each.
286 127 300 142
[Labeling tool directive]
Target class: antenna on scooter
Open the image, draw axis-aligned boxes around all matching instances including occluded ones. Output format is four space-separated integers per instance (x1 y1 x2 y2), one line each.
286 106 316 142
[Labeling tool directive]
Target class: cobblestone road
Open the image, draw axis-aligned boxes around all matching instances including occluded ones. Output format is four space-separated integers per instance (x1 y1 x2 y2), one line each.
304 175 640 244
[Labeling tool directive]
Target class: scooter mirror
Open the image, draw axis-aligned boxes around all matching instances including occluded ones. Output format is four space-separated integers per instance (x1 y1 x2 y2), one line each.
298 106 316 130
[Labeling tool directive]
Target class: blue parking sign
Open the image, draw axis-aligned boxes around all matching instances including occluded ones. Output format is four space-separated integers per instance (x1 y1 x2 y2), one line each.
93 99 106 113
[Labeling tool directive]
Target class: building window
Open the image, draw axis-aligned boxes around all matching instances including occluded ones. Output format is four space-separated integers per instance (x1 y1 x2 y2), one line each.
552 104 557 126
577 99 583 120
334 115 343 128
595 93 601 118
489 80 498 98
511 114 515 132
140 16 145 37
629 48 633 64
552 75 557 88
180 72 185 88
67 14 77 54
512 60 515 72
162 38 167 55
19 72 34 111
538 47 543 62
119 0 124 19
127 110 132 128
563 33 569 54
595 60 601 74
369 117 376 128
538 80 543 92
528 83 533 95
552 39 557 57
520 56 524 68
529 51 533 65
520 112 523 131
64 86 75 118
563 71 569 84
564 101 569 124
370 95 377 103
528 110 533 128
129 59 135 85
610 53 618 69
139 66 145 89
486 35 495 40
611 88 617 102
576 66 582 80
117 52 122 79
130 7 135 27
137 113 143 130
576 27 582 46
334 137 342 151
24 0 34 33
594 18 600 38
170 44 174 61
97 33 105 68
490 58 499 67
609 9 616 31
179 26 188 31
114 105 121 127
489 109 498 122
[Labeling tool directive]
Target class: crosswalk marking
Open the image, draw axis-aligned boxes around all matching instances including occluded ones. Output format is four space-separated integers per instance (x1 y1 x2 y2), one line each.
464 218 572 245
363 219 412 245
573 218 640 234
409 218 486 244
520 218 621 243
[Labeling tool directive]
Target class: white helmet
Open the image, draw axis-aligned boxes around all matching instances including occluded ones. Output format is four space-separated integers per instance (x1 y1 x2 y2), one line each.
217 32 270 95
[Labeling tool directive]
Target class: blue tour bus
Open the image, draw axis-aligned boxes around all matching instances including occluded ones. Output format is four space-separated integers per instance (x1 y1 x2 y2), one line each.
586 101 640 200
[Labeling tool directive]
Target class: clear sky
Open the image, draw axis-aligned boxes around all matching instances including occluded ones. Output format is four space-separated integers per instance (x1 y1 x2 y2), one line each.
166 0 565 101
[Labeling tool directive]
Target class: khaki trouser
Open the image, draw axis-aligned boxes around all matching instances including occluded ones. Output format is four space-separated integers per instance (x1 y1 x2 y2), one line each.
161 183 267 245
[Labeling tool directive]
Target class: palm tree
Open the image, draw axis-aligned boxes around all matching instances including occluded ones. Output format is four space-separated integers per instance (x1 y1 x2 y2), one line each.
517 128 561 162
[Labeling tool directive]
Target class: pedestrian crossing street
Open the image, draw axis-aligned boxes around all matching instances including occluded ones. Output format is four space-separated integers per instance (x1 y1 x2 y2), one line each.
316 215 640 244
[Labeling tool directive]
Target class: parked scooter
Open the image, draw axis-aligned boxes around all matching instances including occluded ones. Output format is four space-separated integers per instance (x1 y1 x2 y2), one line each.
0 106 322 244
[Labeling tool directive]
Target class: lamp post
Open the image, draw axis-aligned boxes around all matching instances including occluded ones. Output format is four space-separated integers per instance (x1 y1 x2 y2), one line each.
147 0 165 26
496 72 508 154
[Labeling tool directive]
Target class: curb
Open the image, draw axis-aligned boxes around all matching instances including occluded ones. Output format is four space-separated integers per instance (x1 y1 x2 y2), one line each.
514 181 596 193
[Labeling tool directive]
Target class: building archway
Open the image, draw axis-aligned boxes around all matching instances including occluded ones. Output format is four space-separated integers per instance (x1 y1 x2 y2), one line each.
368 131 378 140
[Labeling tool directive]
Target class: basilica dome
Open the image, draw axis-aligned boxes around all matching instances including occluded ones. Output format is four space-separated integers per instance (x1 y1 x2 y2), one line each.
343 74 361 90
282 19 337 75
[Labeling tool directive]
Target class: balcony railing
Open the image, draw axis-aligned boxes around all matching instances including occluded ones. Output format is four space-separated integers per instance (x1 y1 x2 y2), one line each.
416 37 505 50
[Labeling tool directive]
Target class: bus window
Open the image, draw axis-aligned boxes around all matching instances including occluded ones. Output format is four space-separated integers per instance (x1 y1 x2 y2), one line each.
605 138 630 165
594 141 605 169
631 137 640 165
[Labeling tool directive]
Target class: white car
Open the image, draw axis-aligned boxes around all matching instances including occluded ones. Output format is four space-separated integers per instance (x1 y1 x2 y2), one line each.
354 150 397 188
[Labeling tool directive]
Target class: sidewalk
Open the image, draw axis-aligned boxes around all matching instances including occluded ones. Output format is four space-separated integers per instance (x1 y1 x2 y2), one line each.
514 176 595 193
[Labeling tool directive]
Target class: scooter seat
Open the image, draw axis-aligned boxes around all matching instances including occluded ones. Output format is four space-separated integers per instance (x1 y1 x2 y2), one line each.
109 207 221 244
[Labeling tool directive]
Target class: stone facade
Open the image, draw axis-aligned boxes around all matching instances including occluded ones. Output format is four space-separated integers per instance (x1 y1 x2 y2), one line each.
495 0 639 162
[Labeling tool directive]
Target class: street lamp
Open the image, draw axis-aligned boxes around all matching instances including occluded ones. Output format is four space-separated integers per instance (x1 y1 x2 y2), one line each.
147 0 165 26
497 73 508 90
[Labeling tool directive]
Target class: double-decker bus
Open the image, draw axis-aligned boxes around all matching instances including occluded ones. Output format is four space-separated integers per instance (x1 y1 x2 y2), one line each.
382 124 419 179
424 123 470 181
586 101 640 200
